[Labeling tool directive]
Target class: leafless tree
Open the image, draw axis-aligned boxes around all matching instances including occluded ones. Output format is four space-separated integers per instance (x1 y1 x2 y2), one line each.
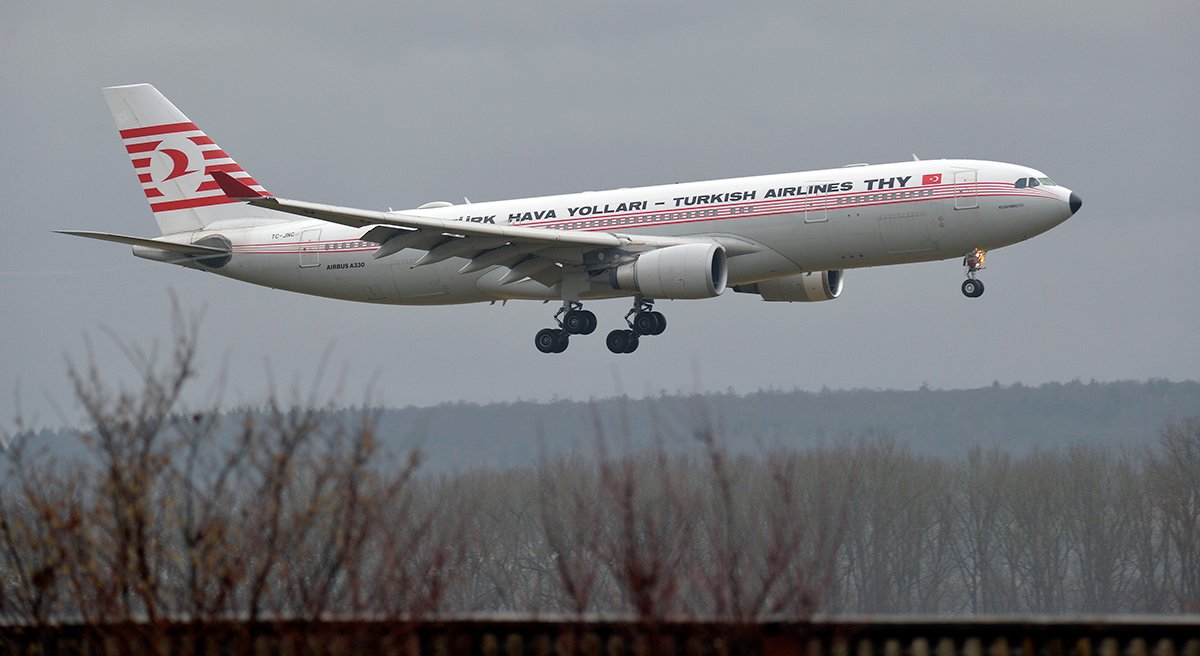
537 455 608 615
948 446 1014 613
1148 417 1200 612
1063 444 1137 612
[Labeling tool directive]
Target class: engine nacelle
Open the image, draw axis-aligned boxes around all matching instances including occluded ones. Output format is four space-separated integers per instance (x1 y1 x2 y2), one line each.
732 270 843 302
608 243 728 299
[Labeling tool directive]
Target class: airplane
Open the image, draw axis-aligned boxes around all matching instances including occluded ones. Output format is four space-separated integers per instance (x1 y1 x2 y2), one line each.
61 84 1082 354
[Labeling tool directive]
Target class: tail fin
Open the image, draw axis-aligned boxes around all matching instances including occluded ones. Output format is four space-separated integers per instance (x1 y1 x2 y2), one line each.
102 84 270 235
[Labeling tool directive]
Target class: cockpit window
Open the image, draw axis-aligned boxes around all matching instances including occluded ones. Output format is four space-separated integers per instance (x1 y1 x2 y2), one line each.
1016 176 1058 188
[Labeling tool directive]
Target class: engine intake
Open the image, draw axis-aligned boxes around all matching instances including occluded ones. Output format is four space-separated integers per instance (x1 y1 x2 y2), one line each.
608 243 727 299
733 270 843 302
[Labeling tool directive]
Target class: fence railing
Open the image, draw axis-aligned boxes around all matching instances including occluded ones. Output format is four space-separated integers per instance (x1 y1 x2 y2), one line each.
2 616 1198 655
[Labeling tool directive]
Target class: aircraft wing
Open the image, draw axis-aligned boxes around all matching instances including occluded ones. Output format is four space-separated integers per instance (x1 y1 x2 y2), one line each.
210 172 731 280
212 171 621 242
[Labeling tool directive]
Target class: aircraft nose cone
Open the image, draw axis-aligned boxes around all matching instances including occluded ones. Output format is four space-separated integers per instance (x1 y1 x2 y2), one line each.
1069 192 1082 215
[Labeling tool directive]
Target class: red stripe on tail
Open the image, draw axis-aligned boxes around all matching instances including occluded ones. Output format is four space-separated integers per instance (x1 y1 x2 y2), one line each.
119 122 198 139
149 195 241 213
195 178 263 193
125 140 162 154
204 163 246 174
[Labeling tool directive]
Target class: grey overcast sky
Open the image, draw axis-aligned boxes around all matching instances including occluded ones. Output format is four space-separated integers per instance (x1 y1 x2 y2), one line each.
2 2 1197 425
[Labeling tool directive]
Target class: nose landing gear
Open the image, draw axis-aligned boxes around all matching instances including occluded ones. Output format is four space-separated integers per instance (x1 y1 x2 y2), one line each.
961 248 987 298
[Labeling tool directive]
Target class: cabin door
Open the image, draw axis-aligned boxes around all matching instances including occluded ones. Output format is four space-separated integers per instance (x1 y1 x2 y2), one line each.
954 170 978 210
299 229 322 268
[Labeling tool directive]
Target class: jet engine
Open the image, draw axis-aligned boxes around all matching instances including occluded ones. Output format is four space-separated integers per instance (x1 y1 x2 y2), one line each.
732 270 843 302
607 243 728 299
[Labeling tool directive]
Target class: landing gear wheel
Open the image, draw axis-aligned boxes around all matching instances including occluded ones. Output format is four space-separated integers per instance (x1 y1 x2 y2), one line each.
606 329 638 354
961 279 985 298
563 309 597 335
536 328 569 353
629 310 666 336
632 311 659 336
552 331 570 353
648 311 666 336
623 332 640 353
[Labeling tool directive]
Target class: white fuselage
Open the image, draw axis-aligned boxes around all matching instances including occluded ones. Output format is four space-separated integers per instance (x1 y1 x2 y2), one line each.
159 159 1076 305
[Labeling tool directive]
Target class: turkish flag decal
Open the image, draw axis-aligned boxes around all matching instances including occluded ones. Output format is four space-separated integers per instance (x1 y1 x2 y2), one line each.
922 173 942 185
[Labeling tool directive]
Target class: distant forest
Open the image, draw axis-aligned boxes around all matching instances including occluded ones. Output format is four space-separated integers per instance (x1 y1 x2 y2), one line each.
359 378 1198 470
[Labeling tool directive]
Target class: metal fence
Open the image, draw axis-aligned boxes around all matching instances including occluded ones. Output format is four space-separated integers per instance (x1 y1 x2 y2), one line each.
1 616 1198 656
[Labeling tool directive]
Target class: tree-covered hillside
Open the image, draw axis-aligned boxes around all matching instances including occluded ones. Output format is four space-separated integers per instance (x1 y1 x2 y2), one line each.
363 379 1199 470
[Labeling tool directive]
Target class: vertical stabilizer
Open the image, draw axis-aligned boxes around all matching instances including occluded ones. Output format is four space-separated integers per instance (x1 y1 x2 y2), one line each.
102 84 269 235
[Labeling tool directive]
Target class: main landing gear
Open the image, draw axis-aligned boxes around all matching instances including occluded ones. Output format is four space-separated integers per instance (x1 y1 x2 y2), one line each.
534 302 597 354
606 299 666 355
961 248 987 298
535 303 595 354
533 299 666 354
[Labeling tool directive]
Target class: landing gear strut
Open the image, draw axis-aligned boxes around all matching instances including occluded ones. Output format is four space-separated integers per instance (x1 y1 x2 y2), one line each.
607 298 667 354
961 248 987 298
535 301 597 354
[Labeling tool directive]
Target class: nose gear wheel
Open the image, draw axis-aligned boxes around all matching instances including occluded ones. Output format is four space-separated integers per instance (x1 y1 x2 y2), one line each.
961 279 984 298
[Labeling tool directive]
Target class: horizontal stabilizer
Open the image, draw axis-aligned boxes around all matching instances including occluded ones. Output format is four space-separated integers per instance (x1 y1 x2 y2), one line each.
211 170 266 200
54 230 229 256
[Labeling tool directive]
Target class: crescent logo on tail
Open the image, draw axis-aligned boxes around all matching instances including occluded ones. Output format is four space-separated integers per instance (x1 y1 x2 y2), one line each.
158 148 196 181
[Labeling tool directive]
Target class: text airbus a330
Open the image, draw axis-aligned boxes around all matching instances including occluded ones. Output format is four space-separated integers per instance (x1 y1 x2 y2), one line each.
62 84 1081 354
